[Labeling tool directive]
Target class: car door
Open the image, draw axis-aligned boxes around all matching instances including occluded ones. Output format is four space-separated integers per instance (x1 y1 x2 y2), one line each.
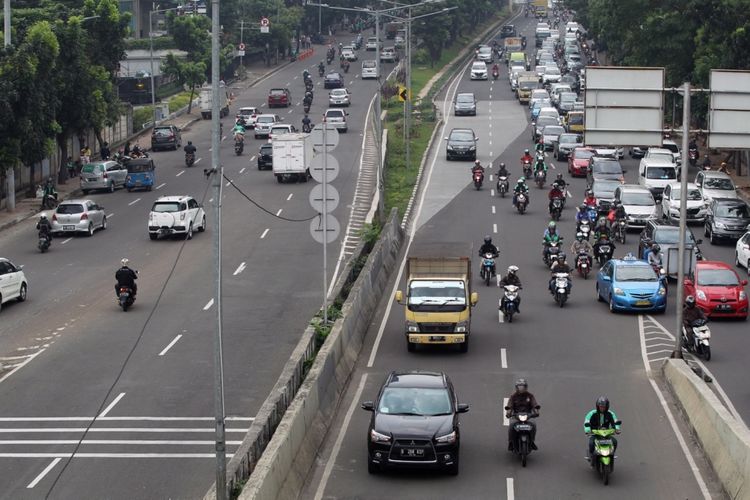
739 233 750 265
598 261 612 297
0 261 20 300
187 198 200 225
107 162 127 186
87 201 104 227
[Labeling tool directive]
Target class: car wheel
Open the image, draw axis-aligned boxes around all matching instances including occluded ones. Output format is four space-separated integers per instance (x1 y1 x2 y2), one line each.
186 223 193 240
87 223 94 237
127 187 132 192
367 459 380 474
198 215 206 232
101 216 107 230
709 226 717 245
446 452 460 476
596 284 603 302
17 283 27 302
108 182 115 193
609 294 616 313
149 233 158 240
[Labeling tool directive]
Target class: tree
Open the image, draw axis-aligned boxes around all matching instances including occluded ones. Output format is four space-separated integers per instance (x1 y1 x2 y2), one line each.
162 53 206 113
169 14 211 62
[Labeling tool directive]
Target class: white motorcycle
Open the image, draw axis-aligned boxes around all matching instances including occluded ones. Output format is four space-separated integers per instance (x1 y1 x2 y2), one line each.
682 318 711 361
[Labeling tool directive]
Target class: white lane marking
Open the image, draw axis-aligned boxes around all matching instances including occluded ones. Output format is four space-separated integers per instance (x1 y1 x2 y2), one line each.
156 183 166 190
209 198 213 203
203 298 214 311
26 458 61 489
221 135 227 141
127 198 141 206
637 316 711 499
490 151 493 157
501 348 508 368
1 453 231 458
98 392 126 418
250 156 256 162
276 209 282 216
9 440 243 446
158 335 183 356
226 181 231 187
285 82 290 86
493 223 498 234
490 189 495 197
239 167 246 174
107 213 115 219
294 76 299 80
288 109 293 114
507 478 515 500
260 228 269 239
233 262 246 276
0 428 248 433
566 190 572 198
313 373 368 500
0 417 253 422
499 305 504 323
194 157 202 165
492 205 496 214
176 170 185 177
286 193 293 201
489 174 494 181
61 238 72 245
503 398 509 426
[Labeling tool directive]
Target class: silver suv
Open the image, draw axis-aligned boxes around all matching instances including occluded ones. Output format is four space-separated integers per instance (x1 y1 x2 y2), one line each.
80 160 127 194
323 109 348 133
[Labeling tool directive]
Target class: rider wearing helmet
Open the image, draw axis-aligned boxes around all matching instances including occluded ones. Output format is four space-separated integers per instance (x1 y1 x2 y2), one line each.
521 149 533 165
584 396 621 464
505 379 540 451
497 162 509 178
570 231 593 256
37 214 52 245
583 189 597 208
549 251 572 292
513 177 529 206
542 221 562 258
472 159 485 178
479 235 499 257
500 265 522 313
683 295 706 345
647 243 663 268
183 140 197 155
115 258 138 298
552 172 567 191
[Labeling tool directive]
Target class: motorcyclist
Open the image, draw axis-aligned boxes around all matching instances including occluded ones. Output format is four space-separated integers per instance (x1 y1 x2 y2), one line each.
184 140 197 156
701 155 711 170
542 221 561 258
41 178 57 209
593 216 610 240
535 141 545 154
478 235 499 277
318 61 325 74
301 114 312 133
552 173 567 192
505 379 540 451
534 155 547 175
499 265 522 313
115 258 138 298
548 183 565 214
303 91 313 108
513 178 530 206
584 396 621 464
471 160 485 182
593 233 615 261
583 189 597 208
549 252 572 293
497 162 509 178
521 149 534 165
36 214 52 245
232 122 246 142
342 59 350 72
570 232 593 257
683 295 706 346
607 200 626 225
576 203 592 228
647 243 663 269
492 63 499 76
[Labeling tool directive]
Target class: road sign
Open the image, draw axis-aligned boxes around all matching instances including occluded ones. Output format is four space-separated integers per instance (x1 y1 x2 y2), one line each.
310 154 340 183
709 70 750 148
238 42 246 51
260 17 269 27
260 26 269 33
238 50 245 57
311 124 340 152
308 184 340 213
310 214 340 244
398 85 409 102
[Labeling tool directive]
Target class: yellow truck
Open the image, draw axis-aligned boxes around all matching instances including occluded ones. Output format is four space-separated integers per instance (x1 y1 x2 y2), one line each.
533 0 547 16
566 111 584 133
503 37 523 62
395 253 478 353
516 72 539 103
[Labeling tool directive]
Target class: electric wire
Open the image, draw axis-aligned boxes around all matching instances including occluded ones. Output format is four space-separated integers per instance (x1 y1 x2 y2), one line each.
222 173 319 222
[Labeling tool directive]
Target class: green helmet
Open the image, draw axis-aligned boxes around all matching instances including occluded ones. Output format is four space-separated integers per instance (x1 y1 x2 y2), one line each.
548 221 557 229
517 178 525 184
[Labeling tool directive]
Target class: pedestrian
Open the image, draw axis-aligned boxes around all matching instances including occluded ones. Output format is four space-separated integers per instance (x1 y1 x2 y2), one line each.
100 142 111 160
65 156 76 178
718 161 729 173
124 141 131 157
80 145 91 165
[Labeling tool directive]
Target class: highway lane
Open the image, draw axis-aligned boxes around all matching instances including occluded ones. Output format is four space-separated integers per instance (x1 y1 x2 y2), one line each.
303 14 721 500
0 48 398 498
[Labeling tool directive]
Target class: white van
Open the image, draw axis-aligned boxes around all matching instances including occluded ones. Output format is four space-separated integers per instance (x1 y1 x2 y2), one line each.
361 60 378 79
638 159 677 200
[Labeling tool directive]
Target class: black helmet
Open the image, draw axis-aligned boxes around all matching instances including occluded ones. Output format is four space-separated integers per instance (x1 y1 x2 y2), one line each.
685 295 696 308
596 396 609 411
484 235 492 244
652 244 661 253
187 141 193 146
559 252 567 262
515 378 528 391
499 162 506 169
556 173 563 180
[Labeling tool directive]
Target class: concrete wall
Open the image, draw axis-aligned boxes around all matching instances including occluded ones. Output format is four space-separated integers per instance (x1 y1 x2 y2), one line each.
662 359 750 499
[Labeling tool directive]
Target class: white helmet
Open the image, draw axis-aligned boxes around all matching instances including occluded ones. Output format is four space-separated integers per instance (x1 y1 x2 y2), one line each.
508 265 519 274
121 258 129 266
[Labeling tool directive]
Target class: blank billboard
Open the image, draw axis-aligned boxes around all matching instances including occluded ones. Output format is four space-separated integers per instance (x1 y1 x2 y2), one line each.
709 70 750 149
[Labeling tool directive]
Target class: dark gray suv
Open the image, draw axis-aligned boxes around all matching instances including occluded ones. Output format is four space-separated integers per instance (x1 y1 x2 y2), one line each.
454 93 477 116
445 128 477 161
705 198 750 244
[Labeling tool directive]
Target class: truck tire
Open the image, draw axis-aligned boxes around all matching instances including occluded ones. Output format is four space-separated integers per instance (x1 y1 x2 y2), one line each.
459 337 469 353
407 340 416 352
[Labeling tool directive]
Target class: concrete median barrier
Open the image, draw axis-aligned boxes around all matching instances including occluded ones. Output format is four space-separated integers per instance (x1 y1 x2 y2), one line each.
662 359 750 499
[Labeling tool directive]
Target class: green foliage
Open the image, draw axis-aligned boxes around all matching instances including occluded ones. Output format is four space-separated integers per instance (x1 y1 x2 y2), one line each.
169 14 210 62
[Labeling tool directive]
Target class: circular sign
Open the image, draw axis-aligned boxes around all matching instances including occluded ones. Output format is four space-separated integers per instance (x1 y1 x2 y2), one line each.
310 123 340 152
238 42 246 50
310 214 340 244
310 154 340 183
309 184 340 213
260 17 270 27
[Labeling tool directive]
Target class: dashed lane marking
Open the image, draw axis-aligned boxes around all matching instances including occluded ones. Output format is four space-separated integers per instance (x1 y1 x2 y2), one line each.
61 238 72 245
26 458 61 489
176 170 185 177
260 228 269 239
232 262 246 276
203 299 214 311
287 193 293 201
239 167 246 174
501 348 508 368
127 198 141 206
156 183 166 190
98 393 125 418
158 335 182 357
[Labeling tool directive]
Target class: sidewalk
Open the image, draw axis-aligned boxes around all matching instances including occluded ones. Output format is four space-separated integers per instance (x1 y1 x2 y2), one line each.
0 57 291 235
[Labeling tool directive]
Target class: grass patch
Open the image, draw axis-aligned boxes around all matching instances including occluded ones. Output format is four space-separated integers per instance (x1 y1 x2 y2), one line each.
167 91 195 113
133 106 153 131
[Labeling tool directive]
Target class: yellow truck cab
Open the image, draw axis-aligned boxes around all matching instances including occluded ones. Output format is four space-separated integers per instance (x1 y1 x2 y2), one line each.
517 71 538 103
395 252 478 353
566 111 584 133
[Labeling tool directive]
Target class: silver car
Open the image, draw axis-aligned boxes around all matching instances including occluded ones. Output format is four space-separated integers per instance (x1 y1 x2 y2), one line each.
328 88 351 107
253 114 281 138
80 161 127 194
324 108 348 133
50 199 107 236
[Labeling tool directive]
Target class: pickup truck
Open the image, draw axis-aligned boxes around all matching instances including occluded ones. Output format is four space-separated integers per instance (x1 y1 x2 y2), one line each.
267 88 291 108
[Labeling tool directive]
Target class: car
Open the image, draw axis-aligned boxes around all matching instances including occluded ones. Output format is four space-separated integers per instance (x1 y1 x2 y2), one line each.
362 370 469 475
559 74 580 93
148 195 206 240
637 158 677 200
587 156 624 187
0 258 28 313
684 260 748 319
445 128 477 161
267 88 291 108
253 114 281 138
638 219 703 270
542 66 562 84
237 106 259 128
641 147 677 166
342 48 358 62
565 110 584 134
324 72 344 89
592 179 621 212
454 92 477 116
532 115 559 141
500 24 516 38
614 184 658 229
380 47 397 63
470 61 488 80
530 99 552 121
736 230 750 276
538 106 561 122
328 88 351 107
394 35 405 48
695 170 739 202
50 199 107 237
554 133 583 161
529 89 549 109
568 147 596 176
661 183 707 223
593 145 625 159
476 45 493 63
80 160 128 194
323 108 348 132
257 143 273 170
596 257 667 313
540 125 565 151
361 60 378 79
630 146 648 158
268 123 298 141
550 84 572 106
704 198 750 244
557 92 577 114
662 138 682 165
365 37 381 51
124 157 156 192
151 125 182 151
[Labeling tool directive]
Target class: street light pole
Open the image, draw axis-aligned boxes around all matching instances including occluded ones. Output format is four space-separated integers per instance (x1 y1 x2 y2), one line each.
673 81 691 359
3 0 12 212
3 0 9 47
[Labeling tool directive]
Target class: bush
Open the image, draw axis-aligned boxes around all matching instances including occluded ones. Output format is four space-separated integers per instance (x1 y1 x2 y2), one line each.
412 48 430 65
168 92 193 113
133 106 153 131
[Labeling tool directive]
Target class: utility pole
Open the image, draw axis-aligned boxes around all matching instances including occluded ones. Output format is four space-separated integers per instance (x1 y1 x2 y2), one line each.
405 7 411 171
3 0 14 211
240 20 244 69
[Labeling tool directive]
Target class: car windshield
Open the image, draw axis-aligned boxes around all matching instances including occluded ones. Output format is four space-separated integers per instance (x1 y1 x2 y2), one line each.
594 162 622 174
537 116 558 127
257 116 274 123
648 152 673 163
593 182 618 197
154 128 173 137
378 387 452 416
559 134 581 144
331 89 347 96
671 187 702 200
270 89 286 95
545 67 561 75
621 192 654 206
697 269 740 286
81 164 102 173
715 204 750 218
456 94 474 103
615 265 657 282
520 81 537 90
575 149 595 160
127 163 153 173
704 177 735 190
408 280 466 312
646 167 676 180
151 202 181 213
362 61 376 68
472 63 486 70
655 228 697 244
569 114 584 125
544 126 565 136
326 110 344 118
450 131 474 141
479 47 491 54
56 204 84 214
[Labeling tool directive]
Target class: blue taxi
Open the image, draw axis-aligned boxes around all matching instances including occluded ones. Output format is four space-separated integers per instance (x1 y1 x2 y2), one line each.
595 255 667 313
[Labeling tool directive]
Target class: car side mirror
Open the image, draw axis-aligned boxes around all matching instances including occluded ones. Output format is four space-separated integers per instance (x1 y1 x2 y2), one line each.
470 292 478 305
615 420 622 426
394 290 403 303
361 401 374 411
457 403 470 413
742 279 748 286
444 137 449 140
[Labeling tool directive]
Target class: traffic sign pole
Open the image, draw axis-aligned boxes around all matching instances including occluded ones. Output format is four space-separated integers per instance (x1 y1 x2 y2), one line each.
322 124 329 325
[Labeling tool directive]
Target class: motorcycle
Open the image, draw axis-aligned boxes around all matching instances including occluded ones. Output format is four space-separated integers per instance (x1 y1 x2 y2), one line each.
507 411 538 467
543 239 563 266
303 102 311 114
549 197 564 221
613 219 627 244
589 425 621 485
302 122 313 133
117 285 135 311
473 169 484 190
596 239 613 266
576 251 592 279
688 147 699 167
185 152 195 168
343 61 350 73
578 220 592 241
497 176 509 197
516 192 528 214
479 252 497 286
682 318 711 361
38 231 51 253
534 169 546 188
326 54 334 65
553 272 570 307
522 160 533 180
234 136 244 155
500 285 521 322
492 69 499 80
318 66 325 77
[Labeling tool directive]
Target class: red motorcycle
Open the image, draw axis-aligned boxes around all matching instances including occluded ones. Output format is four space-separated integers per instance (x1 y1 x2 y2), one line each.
576 251 593 279
472 168 484 190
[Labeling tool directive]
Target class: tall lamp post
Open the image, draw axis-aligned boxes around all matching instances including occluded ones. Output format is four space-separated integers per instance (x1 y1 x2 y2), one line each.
149 6 180 127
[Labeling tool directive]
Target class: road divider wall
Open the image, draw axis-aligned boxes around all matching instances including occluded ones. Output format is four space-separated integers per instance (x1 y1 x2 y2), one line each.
662 359 750 499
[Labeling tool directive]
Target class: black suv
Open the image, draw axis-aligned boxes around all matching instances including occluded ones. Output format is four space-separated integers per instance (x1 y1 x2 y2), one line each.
638 219 703 261
445 128 477 161
500 24 516 38
257 143 273 170
151 125 182 151
362 371 469 475
705 198 750 244
586 155 624 188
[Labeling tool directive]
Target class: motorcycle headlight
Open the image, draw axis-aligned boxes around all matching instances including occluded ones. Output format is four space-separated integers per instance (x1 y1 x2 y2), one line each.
696 290 707 301
406 321 419 333
613 287 625 296
599 448 611 456
455 321 467 333
435 431 456 444
370 429 391 443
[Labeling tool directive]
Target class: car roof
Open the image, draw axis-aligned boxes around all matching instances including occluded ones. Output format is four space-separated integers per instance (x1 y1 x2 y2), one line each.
611 258 652 268
386 371 447 388
154 195 191 202
59 199 94 205
450 128 474 134
666 182 698 190
702 170 732 179
712 197 747 206
256 113 278 118
696 260 736 271
647 147 672 155
617 184 651 193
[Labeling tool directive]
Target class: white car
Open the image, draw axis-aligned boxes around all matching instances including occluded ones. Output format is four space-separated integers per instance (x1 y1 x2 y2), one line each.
341 48 357 62
0 258 28 312
594 145 625 159
328 88 351 107
662 139 682 165
695 170 739 202
323 108 348 132
361 60 378 79
470 61 488 80
736 230 750 275
366 37 381 51
253 114 282 138
529 89 550 108
661 182 708 223
237 106 259 128
148 195 207 240
379 47 397 63
268 123 298 141
542 66 562 84
614 184 658 229
476 45 493 63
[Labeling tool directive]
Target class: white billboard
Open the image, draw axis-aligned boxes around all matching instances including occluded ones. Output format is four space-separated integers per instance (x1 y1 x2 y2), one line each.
709 70 750 149
584 67 665 147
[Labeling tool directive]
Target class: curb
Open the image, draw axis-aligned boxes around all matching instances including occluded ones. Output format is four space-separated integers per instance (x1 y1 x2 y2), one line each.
0 188 83 234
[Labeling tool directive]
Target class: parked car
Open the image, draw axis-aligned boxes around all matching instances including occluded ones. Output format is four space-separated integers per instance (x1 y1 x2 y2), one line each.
568 147 596 177
328 88 351 107
50 199 107 237
596 257 667 313
253 114 282 138
445 128 477 161
0 258 28 313
362 370 469 475
148 195 206 240
661 182 707 223
323 108 348 132
695 170 739 202
80 160 128 194
324 72 344 89
454 92 477 116
683 260 748 319
257 143 273 170
267 88 291 108
151 125 182 151
554 132 582 160
704 198 750 244
613 184 658 229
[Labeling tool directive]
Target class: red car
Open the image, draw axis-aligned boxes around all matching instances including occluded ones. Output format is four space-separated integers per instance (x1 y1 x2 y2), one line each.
683 261 748 319
267 88 291 108
568 147 596 177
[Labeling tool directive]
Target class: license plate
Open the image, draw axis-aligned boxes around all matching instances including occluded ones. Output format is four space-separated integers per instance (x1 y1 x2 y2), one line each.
63 225 75 231
596 439 613 446
717 304 732 311
635 300 651 306
400 448 424 457
515 424 532 431
429 336 445 342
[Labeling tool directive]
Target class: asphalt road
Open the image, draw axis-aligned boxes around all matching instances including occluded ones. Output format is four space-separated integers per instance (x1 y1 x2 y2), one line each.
303 13 731 500
0 44 398 498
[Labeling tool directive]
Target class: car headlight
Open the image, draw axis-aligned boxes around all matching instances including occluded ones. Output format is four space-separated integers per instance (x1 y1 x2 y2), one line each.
715 222 727 229
370 429 391 443
613 287 625 296
435 431 456 444
740 291 747 300
658 286 667 296
455 322 467 333
447 145 455 151
469 146 476 151
406 321 419 332
696 290 707 301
